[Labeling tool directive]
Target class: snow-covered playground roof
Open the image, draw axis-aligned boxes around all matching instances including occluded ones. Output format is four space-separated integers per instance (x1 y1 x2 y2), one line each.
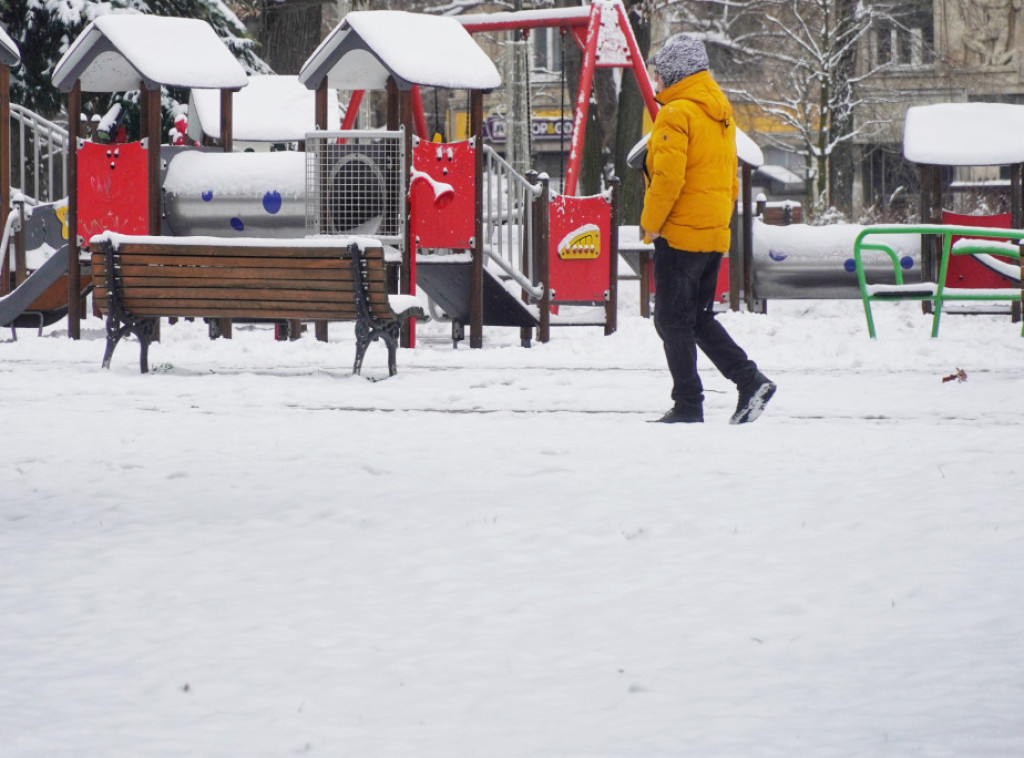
903 103 1024 167
298 11 501 92
52 14 249 93
0 24 19 68
187 75 341 143
737 128 764 168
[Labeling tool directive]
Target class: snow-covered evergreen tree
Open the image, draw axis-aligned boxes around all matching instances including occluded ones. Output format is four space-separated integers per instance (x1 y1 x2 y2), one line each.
0 0 270 121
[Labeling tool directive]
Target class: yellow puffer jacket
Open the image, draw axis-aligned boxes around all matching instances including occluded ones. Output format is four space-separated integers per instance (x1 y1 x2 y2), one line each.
640 70 739 253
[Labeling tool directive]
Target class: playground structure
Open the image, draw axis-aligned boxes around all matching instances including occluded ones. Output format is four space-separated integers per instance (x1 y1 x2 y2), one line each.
0 2 788 343
2 4 1023 345
3 5 651 349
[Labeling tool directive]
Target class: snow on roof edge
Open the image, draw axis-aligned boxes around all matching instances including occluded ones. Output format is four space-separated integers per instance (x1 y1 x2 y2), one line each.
903 102 1024 167
300 10 501 91
53 14 248 93
0 24 19 67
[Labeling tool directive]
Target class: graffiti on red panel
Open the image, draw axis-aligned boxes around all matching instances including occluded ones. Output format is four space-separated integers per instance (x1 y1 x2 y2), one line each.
77 140 149 244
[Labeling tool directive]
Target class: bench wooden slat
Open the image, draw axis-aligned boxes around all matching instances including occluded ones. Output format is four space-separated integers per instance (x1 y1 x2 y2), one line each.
113 243 368 259
93 287 392 309
119 304 363 319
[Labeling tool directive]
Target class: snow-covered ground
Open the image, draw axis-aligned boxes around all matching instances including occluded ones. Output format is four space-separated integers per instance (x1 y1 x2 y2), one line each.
2 283 1023 757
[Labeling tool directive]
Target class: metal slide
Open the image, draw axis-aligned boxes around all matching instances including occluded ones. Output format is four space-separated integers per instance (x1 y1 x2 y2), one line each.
0 246 69 328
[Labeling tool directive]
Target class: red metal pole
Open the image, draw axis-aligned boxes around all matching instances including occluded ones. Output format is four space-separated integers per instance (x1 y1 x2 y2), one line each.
341 90 363 130
613 1 659 121
562 3 602 197
458 10 590 35
412 86 428 139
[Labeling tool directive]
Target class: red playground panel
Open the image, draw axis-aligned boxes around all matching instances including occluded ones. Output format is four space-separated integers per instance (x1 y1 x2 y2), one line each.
76 140 149 245
549 194 612 303
410 140 475 249
940 210 1015 289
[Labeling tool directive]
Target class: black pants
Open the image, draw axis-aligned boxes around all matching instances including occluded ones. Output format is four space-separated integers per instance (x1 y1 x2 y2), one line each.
653 240 758 414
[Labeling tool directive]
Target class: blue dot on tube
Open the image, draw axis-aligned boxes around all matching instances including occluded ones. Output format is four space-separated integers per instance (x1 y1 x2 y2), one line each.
844 258 856 272
201 190 213 202
900 256 914 270
230 217 244 231
262 191 282 214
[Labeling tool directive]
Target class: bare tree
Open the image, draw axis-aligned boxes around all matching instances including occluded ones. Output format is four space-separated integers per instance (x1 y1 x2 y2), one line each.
666 0 916 215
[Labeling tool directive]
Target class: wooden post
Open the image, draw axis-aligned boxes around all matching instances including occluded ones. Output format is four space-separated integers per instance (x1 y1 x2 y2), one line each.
920 164 942 314
315 80 328 131
0 64 9 258
386 77 400 131
217 88 236 339
639 250 651 319
399 85 415 349
142 85 162 235
313 79 330 342
470 89 484 348
605 177 619 335
220 89 233 154
537 173 551 343
67 81 81 340
740 162 754 311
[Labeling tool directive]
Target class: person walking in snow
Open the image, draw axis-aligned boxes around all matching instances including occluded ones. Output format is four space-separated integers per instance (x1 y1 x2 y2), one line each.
641 33 776 424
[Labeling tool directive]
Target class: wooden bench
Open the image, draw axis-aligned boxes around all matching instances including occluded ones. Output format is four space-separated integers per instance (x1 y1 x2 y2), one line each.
91 234 426 375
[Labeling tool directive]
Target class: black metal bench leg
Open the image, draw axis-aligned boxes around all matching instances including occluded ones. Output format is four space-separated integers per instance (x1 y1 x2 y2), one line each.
353 319 371 376
102 312 134 369
136 318 157 373
384 322 401 376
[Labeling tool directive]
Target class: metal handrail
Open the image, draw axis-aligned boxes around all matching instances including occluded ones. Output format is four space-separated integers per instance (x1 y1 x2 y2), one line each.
10 104 69 206
481 144 544 300
853 223 1024 338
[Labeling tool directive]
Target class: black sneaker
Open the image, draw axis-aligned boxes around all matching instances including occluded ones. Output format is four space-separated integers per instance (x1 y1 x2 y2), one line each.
651 407 704 424
730 373 776 425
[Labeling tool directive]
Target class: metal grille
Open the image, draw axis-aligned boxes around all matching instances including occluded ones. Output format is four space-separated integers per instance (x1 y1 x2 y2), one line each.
305 130 405 245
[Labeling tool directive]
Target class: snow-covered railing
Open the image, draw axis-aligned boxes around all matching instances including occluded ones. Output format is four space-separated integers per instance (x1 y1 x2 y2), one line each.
481 144 545 300
10 104 69 206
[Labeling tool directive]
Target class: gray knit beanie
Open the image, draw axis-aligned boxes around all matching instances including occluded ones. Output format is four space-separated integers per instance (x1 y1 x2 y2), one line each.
652 34 709 88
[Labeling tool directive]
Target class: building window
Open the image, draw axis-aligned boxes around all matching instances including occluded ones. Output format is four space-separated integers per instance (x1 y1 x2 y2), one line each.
532 28 564 80
874 8 932 68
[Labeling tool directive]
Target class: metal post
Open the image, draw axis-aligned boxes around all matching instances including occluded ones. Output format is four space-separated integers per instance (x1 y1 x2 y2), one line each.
613 1 659 120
